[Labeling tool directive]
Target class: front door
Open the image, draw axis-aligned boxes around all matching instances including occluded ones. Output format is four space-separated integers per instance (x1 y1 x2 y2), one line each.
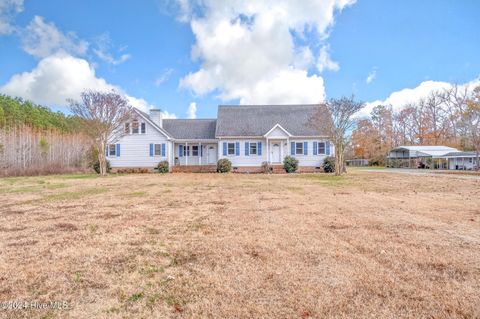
271 143 281 163
208 146 216 164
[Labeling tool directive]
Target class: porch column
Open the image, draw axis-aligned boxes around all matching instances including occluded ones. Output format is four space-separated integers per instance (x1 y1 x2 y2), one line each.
185 142 188 166
171 142 174 168
280 140 283 161
266 138 269 163
199 142 201 165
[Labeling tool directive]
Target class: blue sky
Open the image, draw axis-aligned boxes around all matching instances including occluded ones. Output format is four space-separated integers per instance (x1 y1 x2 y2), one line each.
0 0 479 119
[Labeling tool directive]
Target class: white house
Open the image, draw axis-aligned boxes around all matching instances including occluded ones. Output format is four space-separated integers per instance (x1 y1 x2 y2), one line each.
106 104 334 172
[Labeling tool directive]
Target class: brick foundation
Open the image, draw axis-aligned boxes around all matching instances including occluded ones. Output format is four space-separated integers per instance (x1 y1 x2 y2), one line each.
171 165 217 173
111 165 324 174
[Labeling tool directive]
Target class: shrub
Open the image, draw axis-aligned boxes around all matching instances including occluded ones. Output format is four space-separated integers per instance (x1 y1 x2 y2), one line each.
93 160 111 174
368 156 385 167
283 156 299 173
261 161 272 174
323 156 335 173
217 158 232 173
157 160 169 173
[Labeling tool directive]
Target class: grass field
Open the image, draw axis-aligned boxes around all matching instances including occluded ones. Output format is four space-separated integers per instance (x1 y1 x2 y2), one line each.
0 170 479 318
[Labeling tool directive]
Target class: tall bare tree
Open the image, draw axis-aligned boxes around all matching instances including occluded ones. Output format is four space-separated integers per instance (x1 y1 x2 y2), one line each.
313 96 364 175
69 90 132 175
461 86 480 170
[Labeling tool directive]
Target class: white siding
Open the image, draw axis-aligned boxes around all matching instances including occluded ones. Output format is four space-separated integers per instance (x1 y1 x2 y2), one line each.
218 138 333 167
448 157 477 170
289 139 334 167
218 139 267 166
266 126 289 138
108 121 170 168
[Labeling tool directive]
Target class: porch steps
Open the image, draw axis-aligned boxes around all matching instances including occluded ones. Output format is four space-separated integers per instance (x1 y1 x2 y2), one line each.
271 165 286 174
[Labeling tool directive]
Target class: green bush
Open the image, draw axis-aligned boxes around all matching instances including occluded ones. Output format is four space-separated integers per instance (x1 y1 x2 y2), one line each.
217 158 232 173
157 160 169 173
283 155 299 173
323 156 335 173
93 159 111 174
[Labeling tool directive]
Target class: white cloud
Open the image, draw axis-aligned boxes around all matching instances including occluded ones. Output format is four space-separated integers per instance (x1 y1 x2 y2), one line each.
21 16 89 58
187 102 197 118
0 53 176 118
293 46 314 70
155 68 174 86
179 0 354 104
0 53 111 105
316 45 339 73
358 78 480 118
366 69 376 84
92 33 131 65
0 0 23 35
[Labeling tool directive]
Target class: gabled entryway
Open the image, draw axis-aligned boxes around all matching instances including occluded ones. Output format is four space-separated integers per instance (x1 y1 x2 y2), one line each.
264 124 292 164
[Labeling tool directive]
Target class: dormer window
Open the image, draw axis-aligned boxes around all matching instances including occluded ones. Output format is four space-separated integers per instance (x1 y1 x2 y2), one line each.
141 122 146 134
124 123 130 134
132 120 139 134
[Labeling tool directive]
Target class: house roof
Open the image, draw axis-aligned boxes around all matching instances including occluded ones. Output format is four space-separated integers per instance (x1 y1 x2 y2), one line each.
163 119 217 140
215 104 328 137
390 145 459 157
443 151 478 158
133 108 172 138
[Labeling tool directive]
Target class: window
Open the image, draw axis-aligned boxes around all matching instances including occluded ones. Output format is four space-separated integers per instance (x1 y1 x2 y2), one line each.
192 145 199 156
227 142 235 155
249 142 257 155
318 142 326 154
183 145 190 156
124 123 130 134
141 122 146 134
295 142 303 155
132 120 139 134
108 144 116 156
154 144 161 156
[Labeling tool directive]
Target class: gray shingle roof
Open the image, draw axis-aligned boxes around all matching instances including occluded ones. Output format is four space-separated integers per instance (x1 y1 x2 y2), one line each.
215 104 328 137
163 119 217 140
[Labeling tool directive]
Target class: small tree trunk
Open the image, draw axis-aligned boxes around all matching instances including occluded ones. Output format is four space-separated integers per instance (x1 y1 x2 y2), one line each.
97 141 107 176
476 150 479 171
335 143 344 176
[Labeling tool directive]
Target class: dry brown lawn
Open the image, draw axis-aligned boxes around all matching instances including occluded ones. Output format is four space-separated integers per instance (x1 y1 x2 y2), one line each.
0 170 479 318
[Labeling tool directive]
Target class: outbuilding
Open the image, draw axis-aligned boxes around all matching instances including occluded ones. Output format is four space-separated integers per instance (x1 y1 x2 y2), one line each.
387 146 459 169
443 151 479 170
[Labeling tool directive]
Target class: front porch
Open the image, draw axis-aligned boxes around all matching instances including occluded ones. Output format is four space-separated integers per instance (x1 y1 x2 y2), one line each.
172 141 218 167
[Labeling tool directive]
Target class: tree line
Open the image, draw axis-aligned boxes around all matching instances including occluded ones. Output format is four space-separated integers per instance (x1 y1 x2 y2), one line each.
0 95 90 176
351 85 480 165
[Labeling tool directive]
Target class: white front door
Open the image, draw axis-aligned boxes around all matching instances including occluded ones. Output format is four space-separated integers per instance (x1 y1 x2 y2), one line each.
208 146 216 164
271 143 281 163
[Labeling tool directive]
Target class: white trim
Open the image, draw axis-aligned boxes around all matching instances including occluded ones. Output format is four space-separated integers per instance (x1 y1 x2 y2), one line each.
294 141 304 155
216 135 264 139
132 108 172 140
264 123 292 137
